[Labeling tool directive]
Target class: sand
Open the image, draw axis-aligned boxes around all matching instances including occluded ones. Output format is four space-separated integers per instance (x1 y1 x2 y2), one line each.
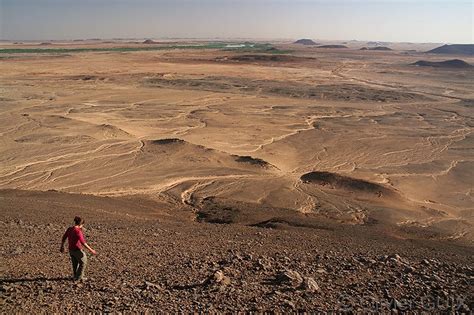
1 41 473 312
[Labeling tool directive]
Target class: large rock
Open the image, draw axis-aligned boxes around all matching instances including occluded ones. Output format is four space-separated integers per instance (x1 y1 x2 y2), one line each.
208 270 231 286
275 270 303 287
141 281 162 291
300 277 320 292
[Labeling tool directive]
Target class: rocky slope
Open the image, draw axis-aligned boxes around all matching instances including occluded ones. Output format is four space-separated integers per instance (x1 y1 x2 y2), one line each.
1 190 472 313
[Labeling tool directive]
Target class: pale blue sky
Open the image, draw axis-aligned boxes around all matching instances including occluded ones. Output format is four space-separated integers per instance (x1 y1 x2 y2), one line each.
0 0 472 43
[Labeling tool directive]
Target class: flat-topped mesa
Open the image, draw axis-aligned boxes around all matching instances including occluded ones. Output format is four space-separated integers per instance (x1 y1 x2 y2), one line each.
301 171 396 198
411 59 472 69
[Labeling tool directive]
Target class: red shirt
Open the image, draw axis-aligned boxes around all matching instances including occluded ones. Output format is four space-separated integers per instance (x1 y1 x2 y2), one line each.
62 226 86 251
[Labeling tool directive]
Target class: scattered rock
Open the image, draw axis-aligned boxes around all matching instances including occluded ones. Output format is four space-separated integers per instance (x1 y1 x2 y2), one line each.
388 254 408 265
208 270 231 286
141 281 162 291
282 299 296 309
275 270 303 287
299 277 320 292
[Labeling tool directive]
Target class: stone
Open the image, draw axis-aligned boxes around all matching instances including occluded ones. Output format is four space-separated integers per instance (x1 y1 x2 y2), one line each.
390 298 403 310
387 254 408 265
142 281 161 290
210 270 231 286
300 277 320 292
256 258 271 271
283 300 296 309
275 270 303 287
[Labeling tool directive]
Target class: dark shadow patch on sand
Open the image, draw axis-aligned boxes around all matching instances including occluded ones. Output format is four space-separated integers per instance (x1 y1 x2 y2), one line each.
233 155 275 168
144 76 428 102
250 217 334 231
14 134 95 144
150 138 186 145
196 205 240 224
301 171 396 198
67 75 107 81
195 197 342 230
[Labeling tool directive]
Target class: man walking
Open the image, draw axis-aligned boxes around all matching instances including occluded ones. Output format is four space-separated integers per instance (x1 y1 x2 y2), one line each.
60 216 97 281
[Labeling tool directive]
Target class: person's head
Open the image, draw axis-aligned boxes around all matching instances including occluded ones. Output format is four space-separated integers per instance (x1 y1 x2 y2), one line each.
73 216 84 227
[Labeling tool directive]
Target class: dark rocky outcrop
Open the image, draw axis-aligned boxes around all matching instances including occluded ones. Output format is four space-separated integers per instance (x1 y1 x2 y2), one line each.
317 45 348 49
360 46 392 51
427 44 474 55
301 171 395 197
143 39 159 44
150 138 185 145
294 39 318 45
233 155 273 168
412 59 472 69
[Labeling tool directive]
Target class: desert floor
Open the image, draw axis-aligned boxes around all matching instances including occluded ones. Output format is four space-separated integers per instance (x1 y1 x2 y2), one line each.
1 42 473 312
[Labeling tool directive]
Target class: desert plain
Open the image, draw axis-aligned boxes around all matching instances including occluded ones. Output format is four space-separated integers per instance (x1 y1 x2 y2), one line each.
1 41 473 312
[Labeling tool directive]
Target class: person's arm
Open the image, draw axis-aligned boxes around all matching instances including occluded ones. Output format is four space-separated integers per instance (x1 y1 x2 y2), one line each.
60 229 68 253
83 243 97 255
79 230 97 255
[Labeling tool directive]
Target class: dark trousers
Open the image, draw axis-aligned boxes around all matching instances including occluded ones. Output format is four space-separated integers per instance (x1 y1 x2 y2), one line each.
69 249 87 280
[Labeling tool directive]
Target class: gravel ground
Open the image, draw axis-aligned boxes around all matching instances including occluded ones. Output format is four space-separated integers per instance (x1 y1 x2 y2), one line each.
1 189 472 313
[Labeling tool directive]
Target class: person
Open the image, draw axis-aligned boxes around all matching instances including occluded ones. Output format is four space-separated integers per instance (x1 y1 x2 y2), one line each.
60 216 97 281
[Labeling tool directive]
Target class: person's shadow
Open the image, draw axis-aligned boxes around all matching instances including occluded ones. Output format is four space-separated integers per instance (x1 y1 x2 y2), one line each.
0 276 71 284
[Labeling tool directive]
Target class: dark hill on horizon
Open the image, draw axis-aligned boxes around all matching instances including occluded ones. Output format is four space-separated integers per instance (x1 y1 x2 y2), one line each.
317 45 348 49
411 59 472 69
427 44 474 55
294 39 318 45
360 47 392 51
143 39 159 44
367 41 390 46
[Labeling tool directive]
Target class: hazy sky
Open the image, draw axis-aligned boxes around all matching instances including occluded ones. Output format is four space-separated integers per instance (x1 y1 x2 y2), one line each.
1 0 472 43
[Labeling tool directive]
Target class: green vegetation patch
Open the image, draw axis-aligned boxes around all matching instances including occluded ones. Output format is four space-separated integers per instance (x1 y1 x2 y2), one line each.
0 42 290 55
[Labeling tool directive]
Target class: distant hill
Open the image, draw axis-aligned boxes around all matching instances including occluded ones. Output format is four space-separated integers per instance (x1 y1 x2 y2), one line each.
411 59 472 69
427 44 474 55
143 39 159 44
367 41 389 46
294 39 318 45
317 45 348 49
360 47 392 51
370 46 392 51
